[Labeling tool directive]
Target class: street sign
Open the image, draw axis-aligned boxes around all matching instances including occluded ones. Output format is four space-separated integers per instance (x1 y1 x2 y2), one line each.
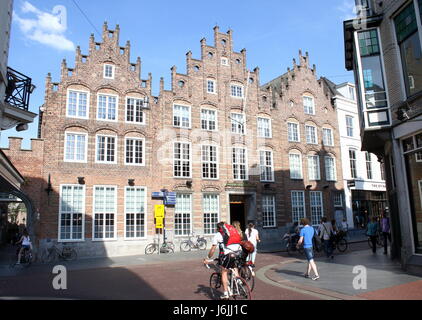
152 192 165 198
154 205 165 218
347 180 356 188
164 192 177 206
155 217 164 229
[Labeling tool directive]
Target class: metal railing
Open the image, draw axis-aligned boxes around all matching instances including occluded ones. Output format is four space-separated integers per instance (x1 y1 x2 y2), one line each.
4 67 35 111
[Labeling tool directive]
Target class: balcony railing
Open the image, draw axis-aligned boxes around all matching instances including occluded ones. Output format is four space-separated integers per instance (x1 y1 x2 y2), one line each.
4 67 35 112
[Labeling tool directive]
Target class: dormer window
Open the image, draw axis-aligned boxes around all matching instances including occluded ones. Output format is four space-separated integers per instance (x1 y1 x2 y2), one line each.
104 64 115 79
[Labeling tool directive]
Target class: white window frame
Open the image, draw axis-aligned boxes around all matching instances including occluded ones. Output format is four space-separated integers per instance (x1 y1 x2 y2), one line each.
203 194 220 235
207 79 217 94
262 195 276 228
334 192 343 207
233 147 248 181
64 132 88 163
305 125 318 145
92 185 117 241
58 184 85 242
125 96 146 125
307 155 321 181
303 95 315 115
201 144 219 180
95 134 118 164
97 93 119 122
230 84 244 99
173 141 192 178
231 112 246 135
66 89 90 119
322 128 334 147
257 117 272 138
366 152 373 180
201 108 218 131
325 156 337 182
124 186 147 240
288 122 300 142
310 191 324 225
346 115 354 137
175 193 192 237
349 148 358 179
103 64 115 79
259 150 274 182
291 191 306 223
289 152 303 180
173 104 192 129
124 137 146 166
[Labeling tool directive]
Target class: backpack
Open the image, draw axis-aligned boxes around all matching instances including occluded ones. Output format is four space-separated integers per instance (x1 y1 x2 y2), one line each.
240 240 255 254
220 224 242 246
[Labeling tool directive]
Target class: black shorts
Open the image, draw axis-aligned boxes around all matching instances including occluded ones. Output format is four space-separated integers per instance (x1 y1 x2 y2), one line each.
219 251 241 269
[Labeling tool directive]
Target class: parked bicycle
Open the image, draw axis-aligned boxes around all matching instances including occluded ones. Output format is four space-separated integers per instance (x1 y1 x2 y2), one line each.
205 258 252 300
41 242 78 263
145 236 175 255
180 232 207 252
282 232 304 256
10 244 32 268
332 230 348 253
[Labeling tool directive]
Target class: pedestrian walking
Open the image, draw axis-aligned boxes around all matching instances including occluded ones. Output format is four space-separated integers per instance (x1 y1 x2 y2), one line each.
297 218 320 281
381 210 391 255
319 217 334 259
232 221 244 240
245 222 260 267
367 216 379 254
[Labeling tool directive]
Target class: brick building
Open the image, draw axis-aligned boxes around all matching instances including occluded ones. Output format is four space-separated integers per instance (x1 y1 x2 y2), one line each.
2 24 345 258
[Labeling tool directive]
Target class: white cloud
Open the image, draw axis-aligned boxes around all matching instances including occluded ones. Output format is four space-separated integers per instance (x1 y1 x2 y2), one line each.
13 1 74 51
337 0 357 21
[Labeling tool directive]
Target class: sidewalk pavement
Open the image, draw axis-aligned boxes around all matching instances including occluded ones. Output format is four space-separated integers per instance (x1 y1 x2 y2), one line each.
263 249 422 300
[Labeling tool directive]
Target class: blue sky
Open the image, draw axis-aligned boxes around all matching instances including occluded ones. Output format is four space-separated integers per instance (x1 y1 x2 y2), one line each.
2 0 355 149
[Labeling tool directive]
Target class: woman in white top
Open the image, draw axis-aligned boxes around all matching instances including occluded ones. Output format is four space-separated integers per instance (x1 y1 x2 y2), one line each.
245 222 260 266
16 229 32 264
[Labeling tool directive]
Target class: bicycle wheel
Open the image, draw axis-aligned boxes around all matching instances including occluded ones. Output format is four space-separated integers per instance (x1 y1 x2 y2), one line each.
209 272 222 300
145 243 157 255
64 249 77 261
180 241 192 252
160 245 174 254
197 239 207 250
337 239 348 253
167 242 175 251
239 266 255 291
232 277 252 300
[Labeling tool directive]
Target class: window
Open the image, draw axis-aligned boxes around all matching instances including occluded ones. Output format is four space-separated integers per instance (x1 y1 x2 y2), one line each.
126 97 145 124
394 2 422 97
125 138 144 166
289 152 303 179
175 194 192 236
325 156 337 181
305 125 318 144
67 90 88 118
303 96 315 115
221 57 229 66
59 185 84 241
233 147 248 180
349 149 357 179
260 150 274 182
262 195 276 228
174 142 191 178
93 186 116 240
308 155 320 181
323 128 334 146
310 191 323 225
257 117 272 138
334 193 343 207
349 86 356 100
202 145 218 179
291 191 305 223
288 122 300 142
366 152 373 180
346 116 354 137
203 194 219 235
97 94 117 121
64 132 87 162
104 64 115 79
231 113 245 134
231 84 244 98
201 109 217 131
207 80 216 94
173 104 191 129
125 187 146 239
96 135 117 164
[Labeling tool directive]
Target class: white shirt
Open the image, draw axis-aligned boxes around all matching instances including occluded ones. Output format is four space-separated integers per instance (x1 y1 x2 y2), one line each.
245 228 259 247
319 222 334 240
22 236 31 246
212 232 242 255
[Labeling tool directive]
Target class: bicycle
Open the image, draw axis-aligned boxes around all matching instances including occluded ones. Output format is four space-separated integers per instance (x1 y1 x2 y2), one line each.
332 231 348 253
180 232 207 252
10 245 32 268
205 258 252 300
41 242 78 263
238 260 255 291
145 236 175 255
282 233 304 256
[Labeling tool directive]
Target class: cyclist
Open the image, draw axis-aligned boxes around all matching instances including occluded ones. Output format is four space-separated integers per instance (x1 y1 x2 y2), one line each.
203 221 242 300
16 228 32 264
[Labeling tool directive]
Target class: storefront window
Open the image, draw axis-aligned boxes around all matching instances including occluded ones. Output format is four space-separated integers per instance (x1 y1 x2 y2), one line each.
402 132 422 253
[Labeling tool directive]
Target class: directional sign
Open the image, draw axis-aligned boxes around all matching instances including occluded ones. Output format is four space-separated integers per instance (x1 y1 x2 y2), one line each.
152 192 165 198
164 192 177 206
347 180 356 188
154 205 165 218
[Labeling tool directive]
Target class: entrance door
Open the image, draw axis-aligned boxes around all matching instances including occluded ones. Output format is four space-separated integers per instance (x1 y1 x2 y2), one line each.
229 195 247 231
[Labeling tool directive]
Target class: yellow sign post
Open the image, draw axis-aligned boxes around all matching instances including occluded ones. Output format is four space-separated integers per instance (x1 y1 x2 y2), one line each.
154 205 165 229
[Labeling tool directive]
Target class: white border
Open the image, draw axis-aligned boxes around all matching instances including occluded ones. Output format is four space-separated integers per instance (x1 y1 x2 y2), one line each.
96 93 119 122
95 134 118 165
173 141 192 179
123 186 148 240
200 143 220 180
66 89 90 120
257 117 273 139
92 185 118 241
125 96 147 125
259 149 275 182
103 64 115 80
124 136 146 167
232 146 249 181
173 103 192 129
200 107 218 131
63 131 88 163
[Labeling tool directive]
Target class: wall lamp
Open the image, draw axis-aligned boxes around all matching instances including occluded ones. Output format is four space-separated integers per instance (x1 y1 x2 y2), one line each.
186 180 193 188
78 177 85 185
128 179 135 186
306 185 312 190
